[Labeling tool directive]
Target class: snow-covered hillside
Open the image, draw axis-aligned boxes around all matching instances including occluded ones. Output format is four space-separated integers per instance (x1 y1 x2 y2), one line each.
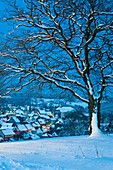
0 135 113 170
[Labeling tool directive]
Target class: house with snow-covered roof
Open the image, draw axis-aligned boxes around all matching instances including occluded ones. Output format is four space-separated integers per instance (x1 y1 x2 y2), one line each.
1 118 8 123
15 109 24 115
31 122 40 129
37 118 46 126
36 127 43 135
9 116 20 126
0 123 13 130
38 109 52 116
36 127 47 137
41 133 49 138
0 129 15 141
16 124 28 132
16 114 26 123
25 123 33 132
55 106 75 118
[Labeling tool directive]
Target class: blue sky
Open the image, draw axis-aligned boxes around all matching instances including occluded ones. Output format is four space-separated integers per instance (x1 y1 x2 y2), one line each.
0 2 10 36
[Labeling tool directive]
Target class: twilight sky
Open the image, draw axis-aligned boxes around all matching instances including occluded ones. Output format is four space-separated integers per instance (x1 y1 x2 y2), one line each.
0 1 13 36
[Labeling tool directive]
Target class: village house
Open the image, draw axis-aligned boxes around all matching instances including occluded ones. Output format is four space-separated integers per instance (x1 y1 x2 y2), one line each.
38 109 52 117
9 116 20 126
13 124 28 140
24 123 33 132
37 118 46 126
41 133 49 138
31 127 37 135
30 133 40 140
54 109 61 118
27 113 39 123
55 106 76 119
16 124 28 133
36 127 45 137
0 129 15 141
31 122 40 129
0 122 13 130
15 109 25 115
16 114 26 123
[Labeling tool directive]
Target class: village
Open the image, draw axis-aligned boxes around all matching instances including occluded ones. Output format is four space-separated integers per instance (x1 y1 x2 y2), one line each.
0 98 112 142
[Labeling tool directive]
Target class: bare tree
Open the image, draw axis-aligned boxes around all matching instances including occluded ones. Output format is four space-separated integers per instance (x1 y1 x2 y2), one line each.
0 0 113 134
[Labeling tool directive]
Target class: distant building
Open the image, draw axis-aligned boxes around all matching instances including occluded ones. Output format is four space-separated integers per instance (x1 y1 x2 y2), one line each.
55 106 75 118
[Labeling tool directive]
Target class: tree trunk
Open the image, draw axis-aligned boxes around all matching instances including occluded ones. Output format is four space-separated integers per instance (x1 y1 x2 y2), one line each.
97 99 101 129
88 98 100 135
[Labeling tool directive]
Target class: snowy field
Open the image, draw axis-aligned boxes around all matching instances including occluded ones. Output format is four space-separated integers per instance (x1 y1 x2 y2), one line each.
0 135 113 170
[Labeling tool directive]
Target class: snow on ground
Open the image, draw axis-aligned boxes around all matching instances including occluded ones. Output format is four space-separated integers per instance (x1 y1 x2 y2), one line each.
0 135 113 170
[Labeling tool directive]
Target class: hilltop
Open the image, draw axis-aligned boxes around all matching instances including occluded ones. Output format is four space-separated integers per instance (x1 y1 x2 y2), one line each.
0 134 113 170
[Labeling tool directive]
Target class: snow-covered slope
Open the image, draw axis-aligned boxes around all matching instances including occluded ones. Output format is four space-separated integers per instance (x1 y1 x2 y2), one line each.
0 135 113 170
